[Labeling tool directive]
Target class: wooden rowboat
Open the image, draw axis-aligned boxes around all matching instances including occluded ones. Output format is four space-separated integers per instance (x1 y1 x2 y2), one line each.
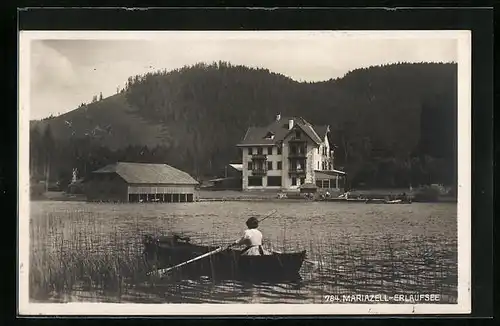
142 234 306 282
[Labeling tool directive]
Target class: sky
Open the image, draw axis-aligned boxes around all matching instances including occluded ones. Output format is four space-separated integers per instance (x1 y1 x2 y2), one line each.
27 32 459 120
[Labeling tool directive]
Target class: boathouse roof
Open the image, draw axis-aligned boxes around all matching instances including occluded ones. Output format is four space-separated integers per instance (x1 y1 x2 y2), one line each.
92 162 199 185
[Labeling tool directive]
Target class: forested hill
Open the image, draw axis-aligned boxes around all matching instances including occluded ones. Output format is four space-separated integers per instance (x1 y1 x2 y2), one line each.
30 61 457 189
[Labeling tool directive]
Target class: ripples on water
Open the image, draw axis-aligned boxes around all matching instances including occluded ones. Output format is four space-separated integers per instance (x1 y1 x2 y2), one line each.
29 201 458 304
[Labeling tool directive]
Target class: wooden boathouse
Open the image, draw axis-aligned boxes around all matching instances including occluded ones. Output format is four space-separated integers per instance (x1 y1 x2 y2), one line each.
85 162 199 203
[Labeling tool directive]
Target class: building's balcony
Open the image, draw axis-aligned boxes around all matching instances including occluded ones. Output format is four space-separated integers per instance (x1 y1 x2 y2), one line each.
288 152 306 159
288 168 306 175
252 169 267 176
251 154 267 160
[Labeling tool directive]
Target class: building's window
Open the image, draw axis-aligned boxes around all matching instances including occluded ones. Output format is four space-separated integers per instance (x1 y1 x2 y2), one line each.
290 145 296 154
317 162 320 170
300 177 305 185
316 180 323 188
247 162 252 170
268 146 273 155
277 161 282 170
317 147 320 154
328 162 332 170
291 177 297 186
257 147 263 155
295 130 301 138
268 176 282 187
248 148 252 155
267 161 273 170
248 176 263 187
277 146 282 155
322 180 330 188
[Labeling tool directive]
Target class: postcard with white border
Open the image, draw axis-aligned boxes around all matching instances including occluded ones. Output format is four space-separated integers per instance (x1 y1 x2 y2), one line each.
18 30 471 316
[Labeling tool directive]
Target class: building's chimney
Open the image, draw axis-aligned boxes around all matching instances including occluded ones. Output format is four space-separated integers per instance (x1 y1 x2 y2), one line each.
276 113 281 121
288 119 294 130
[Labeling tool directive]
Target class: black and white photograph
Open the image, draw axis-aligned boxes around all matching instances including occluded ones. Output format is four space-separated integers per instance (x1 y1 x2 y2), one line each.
18 30 471 315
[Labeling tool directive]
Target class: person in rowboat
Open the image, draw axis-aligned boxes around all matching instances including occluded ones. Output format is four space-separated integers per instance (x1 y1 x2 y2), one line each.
231 216 267 256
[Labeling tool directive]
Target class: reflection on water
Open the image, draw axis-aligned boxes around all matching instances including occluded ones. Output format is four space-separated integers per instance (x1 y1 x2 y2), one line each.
47 249 457 304
30 201 458 304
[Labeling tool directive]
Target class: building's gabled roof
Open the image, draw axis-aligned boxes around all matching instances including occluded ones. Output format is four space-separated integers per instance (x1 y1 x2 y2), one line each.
314 170 347 180
229 163 243 172
312 125 330 140
92 162 199 185
208 177 239 183
237 116 329 146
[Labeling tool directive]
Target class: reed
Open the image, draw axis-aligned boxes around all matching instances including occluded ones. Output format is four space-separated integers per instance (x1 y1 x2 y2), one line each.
29 208 458 303
30 209 149 301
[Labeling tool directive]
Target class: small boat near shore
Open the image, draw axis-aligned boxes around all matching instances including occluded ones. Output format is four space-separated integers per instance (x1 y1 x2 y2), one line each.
142 234 306 282
316 197 367 203
384 199 410 204
316 197 412 204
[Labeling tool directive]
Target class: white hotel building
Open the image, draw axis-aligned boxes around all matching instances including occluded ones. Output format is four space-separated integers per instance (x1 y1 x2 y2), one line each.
236 115 346 192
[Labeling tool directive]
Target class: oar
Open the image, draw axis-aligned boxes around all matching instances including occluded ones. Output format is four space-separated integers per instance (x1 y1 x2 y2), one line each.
258 209 278 223
147 246 226 278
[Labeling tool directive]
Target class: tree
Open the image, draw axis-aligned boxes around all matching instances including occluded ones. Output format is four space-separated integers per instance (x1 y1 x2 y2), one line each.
41 125 55 190
29 127 43 179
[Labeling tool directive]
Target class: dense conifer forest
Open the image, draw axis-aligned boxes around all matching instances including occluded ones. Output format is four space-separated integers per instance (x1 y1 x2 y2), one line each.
30 61 457 190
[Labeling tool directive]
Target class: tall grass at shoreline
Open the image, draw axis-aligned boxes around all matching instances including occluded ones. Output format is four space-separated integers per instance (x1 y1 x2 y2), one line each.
29 207 458 303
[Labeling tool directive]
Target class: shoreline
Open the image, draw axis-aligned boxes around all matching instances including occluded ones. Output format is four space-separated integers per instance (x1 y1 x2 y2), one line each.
31 191 457 204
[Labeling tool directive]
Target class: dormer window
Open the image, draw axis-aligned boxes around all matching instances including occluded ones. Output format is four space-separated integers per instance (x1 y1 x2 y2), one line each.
295 129 301 139
264 131 275 140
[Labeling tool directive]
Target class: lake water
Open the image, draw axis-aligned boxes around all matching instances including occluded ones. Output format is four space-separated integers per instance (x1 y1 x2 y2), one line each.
29 200 458 304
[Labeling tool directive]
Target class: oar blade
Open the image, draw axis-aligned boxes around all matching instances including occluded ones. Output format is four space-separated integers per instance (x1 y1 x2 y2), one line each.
148 246 224 277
